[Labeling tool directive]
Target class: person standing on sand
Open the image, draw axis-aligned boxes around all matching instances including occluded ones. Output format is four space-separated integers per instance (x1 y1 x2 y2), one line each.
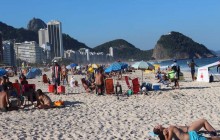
188 59 199 81
171 60 180 89
95 68 105 95
171 59 180 80
51 60 61 94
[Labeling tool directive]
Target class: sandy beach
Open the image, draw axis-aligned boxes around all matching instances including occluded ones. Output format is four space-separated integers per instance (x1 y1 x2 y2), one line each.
0 70 220 140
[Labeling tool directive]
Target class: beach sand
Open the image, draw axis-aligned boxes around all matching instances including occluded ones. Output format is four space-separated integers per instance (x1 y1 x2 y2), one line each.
0 70 220 140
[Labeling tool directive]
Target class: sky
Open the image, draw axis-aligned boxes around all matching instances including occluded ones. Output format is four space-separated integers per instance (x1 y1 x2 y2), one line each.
1 0 220 51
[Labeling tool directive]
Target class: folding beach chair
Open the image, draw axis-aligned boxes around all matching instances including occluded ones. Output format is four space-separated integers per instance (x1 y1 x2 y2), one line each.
104 78 114 94
132 78 140 94
22 84 36 105
12 83 22 96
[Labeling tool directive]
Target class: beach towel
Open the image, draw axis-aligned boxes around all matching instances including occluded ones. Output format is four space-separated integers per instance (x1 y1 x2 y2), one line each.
125 76 132 89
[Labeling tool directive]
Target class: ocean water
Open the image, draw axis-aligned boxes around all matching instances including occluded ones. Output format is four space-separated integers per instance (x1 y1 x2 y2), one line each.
155 57 220 74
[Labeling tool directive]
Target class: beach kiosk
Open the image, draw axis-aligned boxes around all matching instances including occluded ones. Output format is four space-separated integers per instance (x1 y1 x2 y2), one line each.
197 60 220 82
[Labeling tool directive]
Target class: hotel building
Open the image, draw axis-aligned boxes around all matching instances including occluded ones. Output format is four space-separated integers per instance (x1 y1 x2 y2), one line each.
14 41 43 64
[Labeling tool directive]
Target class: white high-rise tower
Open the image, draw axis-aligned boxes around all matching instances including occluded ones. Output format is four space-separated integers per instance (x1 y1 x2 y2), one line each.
38 29 49 47
109 47 113 57
47 20 63 58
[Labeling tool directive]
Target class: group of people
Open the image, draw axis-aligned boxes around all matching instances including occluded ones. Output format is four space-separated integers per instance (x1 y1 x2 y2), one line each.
0 75 53 112
155 59 181 89
81 67 105 95
155 59 200 89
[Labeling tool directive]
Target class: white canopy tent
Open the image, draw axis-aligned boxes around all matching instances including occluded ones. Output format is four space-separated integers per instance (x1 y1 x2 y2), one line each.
197 60 220 82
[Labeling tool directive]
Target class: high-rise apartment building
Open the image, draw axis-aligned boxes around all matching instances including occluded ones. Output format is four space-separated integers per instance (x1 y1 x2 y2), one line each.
85 49 90 61
3 41 16 66
0 32 3 63
47 20 63 58
38 28 49 47
109 47 113 57
14 41 43 64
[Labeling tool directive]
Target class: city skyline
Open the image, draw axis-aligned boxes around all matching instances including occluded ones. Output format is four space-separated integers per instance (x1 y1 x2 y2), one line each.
1 0 220 51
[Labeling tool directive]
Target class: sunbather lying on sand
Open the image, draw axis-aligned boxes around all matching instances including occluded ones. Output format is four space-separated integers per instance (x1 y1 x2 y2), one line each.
153 119 219 140
36 89 52 109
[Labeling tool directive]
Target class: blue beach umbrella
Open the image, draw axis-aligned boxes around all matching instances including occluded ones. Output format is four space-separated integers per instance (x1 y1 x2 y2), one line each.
117 62 128 69
104 62 128 73
0 68 7 76
66 63 78 69
70 63 78 67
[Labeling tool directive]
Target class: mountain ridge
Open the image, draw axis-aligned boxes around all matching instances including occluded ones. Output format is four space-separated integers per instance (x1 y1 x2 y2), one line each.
0 18 216 61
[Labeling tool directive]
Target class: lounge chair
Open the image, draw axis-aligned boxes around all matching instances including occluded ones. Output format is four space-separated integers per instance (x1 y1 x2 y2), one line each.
132 78 140 94
12 83 22 96
104 78 114 94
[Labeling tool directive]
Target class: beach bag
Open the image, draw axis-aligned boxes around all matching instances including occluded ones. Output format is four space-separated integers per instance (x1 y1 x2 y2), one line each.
146 83 152 91
127 89 133 96
141 82 146 89
9 97 19 108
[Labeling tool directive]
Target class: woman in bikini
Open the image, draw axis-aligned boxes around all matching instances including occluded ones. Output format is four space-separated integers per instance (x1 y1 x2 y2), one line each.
153 119 219 140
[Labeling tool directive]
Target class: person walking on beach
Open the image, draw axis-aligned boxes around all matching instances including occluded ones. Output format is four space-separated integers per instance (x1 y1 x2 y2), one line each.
61 65 68 85
171 59 180 89
171 59 180 80
51 60 61 94
188 59 199 81
153 119 218 140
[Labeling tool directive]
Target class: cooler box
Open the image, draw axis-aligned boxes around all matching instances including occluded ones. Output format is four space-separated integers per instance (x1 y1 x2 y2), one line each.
152 83 161 91
48 85 55 93
57 86 65 94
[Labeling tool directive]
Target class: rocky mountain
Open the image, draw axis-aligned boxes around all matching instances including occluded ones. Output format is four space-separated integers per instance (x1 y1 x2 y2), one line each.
152 31 215 60
0 21 38 43
27 18 47 32
93 39 153 61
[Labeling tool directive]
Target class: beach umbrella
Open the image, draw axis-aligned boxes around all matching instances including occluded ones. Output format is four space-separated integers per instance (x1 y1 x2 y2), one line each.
88 67 94 73
66 63 78 69
92 64 99 69
70 63 78 68
76 66 81 70
104 67 113 73
132 61 155 83
104 62 128 73
66 65 71 69
117 62 128 69
132 61 154 70
0 68 7 76
26 68 42 79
